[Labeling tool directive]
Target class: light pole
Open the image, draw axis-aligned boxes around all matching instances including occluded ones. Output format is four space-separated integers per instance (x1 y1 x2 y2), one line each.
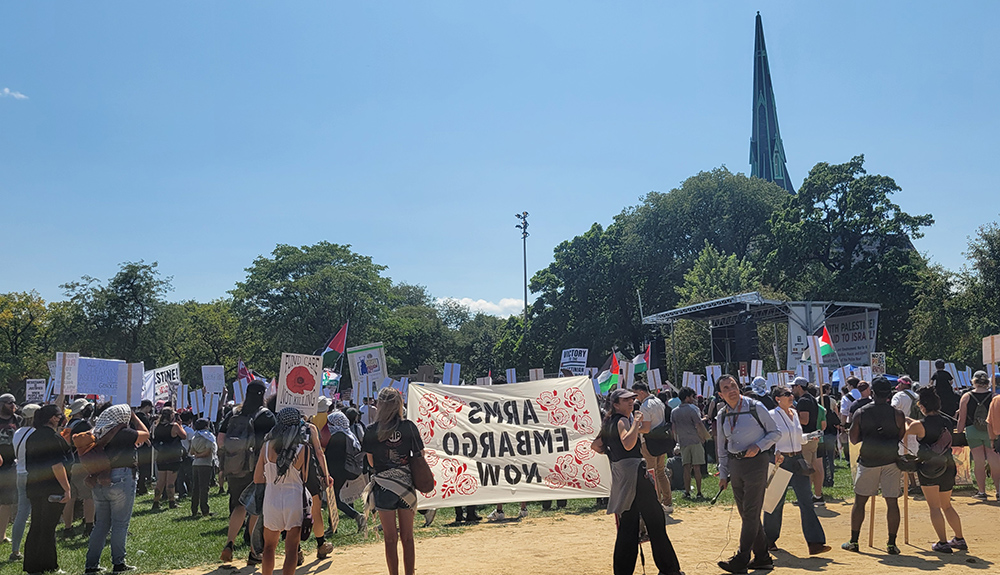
515 211 529 335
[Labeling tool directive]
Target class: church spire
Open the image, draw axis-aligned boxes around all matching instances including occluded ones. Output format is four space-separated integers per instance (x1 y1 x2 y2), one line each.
750 12 795 193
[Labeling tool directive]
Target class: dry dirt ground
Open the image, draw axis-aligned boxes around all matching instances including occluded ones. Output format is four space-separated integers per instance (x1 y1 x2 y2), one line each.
171 494 999 575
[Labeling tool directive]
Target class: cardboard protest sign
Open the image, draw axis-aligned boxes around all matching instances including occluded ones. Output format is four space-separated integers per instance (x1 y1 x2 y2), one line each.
558 348 589 376
201 366 226 394
347 342 388 403
190 388 204 416
983 335 1000 366
206 393 221 423
529 368 545 381
55 352 80 396
870 353 886 376
118 362 145 406
647 368 663 391
750 360 764 378
408 376 611 509
150 363 181 404
475 377 492 386
233 379 248 405
505 368 517 384
278 353 322 417
77 358 125 396
442 363 461 386
919 360 932 387
25 379 46 403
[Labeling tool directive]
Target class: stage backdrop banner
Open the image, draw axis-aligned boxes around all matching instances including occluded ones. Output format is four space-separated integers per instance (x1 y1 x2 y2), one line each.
407 376 611 509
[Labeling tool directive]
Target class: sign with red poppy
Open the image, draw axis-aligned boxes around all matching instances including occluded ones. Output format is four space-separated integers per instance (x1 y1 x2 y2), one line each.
277 352 323 417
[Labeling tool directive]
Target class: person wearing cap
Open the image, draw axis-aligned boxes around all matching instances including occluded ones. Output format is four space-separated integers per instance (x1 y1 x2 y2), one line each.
0 393 22 542
956 371 998 500
891 376 920 492
715 374 779 574
843 376 906 554
632 382 673 512
63 398 95 537
9 403 39 561
748 377 776 410
791 377 823 507
592 388 682 575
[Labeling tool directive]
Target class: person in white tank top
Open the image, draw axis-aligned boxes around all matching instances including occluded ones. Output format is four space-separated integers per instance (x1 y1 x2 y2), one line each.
253 408 307 575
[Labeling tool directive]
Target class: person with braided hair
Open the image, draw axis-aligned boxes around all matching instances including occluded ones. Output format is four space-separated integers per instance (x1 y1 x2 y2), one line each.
254 407 308 575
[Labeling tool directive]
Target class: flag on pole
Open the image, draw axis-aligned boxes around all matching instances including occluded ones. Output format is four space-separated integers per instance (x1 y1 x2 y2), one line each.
632 346 649 374
819 326 835 357
322 322 349 357
236 358 255 382
598 354 620 393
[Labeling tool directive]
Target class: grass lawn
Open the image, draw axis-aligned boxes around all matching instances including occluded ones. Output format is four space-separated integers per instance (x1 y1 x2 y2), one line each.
0 456 987 575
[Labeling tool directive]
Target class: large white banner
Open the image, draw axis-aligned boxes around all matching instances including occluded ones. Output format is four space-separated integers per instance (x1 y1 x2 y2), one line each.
824 311 879 367
559 348 589 376
407 376 611 509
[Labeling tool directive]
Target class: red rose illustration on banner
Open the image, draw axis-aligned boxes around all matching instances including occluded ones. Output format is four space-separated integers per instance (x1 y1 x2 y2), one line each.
549 407 571 426
582 464 601 488
537 390 560 410
423 449 440 467
544 472 567 488
416 392 468 441
564 387 586 410
571 412 594 434
574 439 595 462
286 366 315 394
435 458 479 499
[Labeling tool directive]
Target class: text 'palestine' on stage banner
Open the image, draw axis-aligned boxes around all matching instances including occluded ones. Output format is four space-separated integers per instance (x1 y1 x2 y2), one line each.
406 376 611 509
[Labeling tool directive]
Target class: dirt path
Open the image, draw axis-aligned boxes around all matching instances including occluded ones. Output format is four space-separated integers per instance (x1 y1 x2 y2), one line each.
172 495 998 575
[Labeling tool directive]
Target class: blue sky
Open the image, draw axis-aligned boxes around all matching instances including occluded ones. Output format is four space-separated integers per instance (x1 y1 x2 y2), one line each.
2 2 997 316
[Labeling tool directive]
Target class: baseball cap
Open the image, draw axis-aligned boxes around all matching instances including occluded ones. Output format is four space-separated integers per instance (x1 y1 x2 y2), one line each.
872 376 893 396
609 389 637 403
791 377 809 388
0 394 15 404
21 404 41 420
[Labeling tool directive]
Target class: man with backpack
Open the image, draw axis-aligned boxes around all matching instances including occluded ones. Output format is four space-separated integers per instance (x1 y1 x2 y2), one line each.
218 380 275 564
324 410 367 533
956 371 997 500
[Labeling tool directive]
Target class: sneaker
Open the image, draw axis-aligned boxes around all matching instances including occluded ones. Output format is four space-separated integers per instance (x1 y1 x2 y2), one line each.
113 564 136 573
487 510 504 522
887 543 901 555
682 492 693 500
717 555 749 574
9 552 23 561
812 495 825 506
518 508 529 518
841 541 860 552
662 504 674 514
747 554 774 570
973 492 988 501
466 512 482 522
695 493 705 501
808 543 832 555
931 541 952 554
248 550 262 565
151 502 160 511
421 509 435 527
168 500 178 509
948 537 968 551
454 512 465 522
296 546 304 566
357 515 368 533
220 541 234 563
202 512 214 518
316 542 333 560
84 568 103 574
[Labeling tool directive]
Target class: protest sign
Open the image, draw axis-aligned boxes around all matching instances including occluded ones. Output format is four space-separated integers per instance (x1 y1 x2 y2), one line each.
55 352 80 396
206 393 221 423
118 362 145 406
190 388 204 416
918 360 932 387
558 349 589 376
347 342 387 403
822 311 878 367
705 366 722 391
648 368 663 391
233 379 248 405
201 366 226 394
475 377 492 386
25 379 46 403
620 361 633 388
870 353 886 376
529 368 545 381
505 368 517 384
175 383 189 410
750 359 763 378
77 357 125 396
408 376 611 508
150 363 181 404
278 353 322 417
983 335 1000 366
442 363 461 386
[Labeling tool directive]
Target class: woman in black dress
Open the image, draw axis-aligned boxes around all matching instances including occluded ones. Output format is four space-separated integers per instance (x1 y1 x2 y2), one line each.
152 407 186 510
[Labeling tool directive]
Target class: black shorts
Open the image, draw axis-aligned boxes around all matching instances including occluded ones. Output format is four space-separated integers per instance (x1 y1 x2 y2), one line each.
919 465 956 492
228 473 254 513
372 483 414 511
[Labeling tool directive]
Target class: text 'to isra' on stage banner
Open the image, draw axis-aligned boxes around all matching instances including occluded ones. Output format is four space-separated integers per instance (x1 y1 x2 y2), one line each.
407 376 611 509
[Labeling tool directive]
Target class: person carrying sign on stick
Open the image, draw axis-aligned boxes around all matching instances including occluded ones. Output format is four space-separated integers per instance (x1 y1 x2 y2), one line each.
715 375 779 574
592 388 683 575
842 377 905 555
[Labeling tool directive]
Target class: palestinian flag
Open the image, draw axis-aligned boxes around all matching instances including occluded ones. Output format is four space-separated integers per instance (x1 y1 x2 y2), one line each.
632 345 650 374
819 326 835 357
322 322 349 357
598 354 620 393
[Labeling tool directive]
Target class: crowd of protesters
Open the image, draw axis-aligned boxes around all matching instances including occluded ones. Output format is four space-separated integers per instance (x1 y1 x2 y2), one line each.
1 357 998 575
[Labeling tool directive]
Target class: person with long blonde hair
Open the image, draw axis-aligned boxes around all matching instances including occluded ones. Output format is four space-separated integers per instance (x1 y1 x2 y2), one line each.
362 387 423 575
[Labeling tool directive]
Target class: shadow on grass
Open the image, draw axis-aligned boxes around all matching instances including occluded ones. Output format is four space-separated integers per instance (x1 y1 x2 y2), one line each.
872 546 994 571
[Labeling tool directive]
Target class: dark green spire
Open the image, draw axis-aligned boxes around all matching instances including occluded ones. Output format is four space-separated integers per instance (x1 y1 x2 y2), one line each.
750 12 795 193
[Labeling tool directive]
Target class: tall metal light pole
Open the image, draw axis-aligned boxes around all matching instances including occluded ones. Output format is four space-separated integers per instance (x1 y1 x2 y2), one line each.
515 211 529 335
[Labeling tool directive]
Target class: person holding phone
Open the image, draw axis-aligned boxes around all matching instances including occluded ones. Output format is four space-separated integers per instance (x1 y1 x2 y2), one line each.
24 403 71 575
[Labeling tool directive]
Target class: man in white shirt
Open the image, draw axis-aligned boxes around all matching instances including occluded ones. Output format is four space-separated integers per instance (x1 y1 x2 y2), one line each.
632 383 673 512
359 397 378 426
890 376 919 491
839 377 861 459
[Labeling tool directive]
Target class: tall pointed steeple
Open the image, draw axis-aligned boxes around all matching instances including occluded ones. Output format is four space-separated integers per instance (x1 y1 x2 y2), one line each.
750 12 795 193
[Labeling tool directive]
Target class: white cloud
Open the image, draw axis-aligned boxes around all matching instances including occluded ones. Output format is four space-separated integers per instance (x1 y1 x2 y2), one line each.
438 297 525 317
0 88 27 100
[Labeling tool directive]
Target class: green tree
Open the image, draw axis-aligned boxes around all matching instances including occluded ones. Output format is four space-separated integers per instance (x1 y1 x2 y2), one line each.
0 291 49 391
963 220 1000 338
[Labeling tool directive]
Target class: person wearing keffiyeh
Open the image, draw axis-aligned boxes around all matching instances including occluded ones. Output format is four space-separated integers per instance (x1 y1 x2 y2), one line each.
324 411 367 533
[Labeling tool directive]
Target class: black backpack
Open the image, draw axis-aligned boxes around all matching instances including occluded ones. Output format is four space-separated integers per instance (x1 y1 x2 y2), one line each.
340 431 364 480
222 408 260 478
970 393 991 432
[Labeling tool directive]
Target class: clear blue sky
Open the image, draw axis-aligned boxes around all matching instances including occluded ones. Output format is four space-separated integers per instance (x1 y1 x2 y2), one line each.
2 2 997 316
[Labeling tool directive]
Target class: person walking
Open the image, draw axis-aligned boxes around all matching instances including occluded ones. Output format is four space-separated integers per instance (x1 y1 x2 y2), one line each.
188 418 217 517
9 403 39 562
152 407 186 510
716 374 780 574
632 382 673 512
254 408 309 575
931 360 960 426
85 404 149 574
324 411 367 533
842 377 905 555
670 387 708 500
986 377 1000 500
763 386 830 555
0 393 23 541
62 398 95 537
23 404 71 575
592 388 683 575
955 371 997 500
905 387 966 553
891 376 921 492
134 401 154 495
362 387 423 575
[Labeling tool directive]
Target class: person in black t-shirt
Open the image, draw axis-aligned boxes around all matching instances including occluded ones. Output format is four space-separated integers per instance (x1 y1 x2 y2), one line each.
0 393 22 542
85 404 149 574
931 360 960 426
24 404 71 575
